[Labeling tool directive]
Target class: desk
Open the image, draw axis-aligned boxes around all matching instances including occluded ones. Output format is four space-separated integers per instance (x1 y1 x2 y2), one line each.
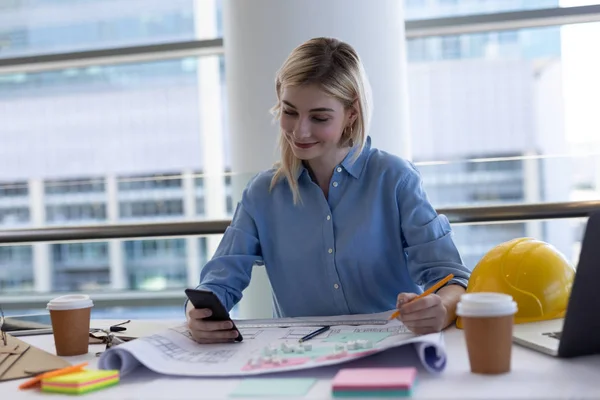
3 320 600 399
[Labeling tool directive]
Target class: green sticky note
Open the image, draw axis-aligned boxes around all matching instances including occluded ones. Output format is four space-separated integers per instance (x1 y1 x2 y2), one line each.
230 378 317 397
333 389 412 397
324 332 391 344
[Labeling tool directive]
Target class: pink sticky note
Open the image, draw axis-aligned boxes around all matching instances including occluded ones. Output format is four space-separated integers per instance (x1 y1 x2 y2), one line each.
331 367 417 391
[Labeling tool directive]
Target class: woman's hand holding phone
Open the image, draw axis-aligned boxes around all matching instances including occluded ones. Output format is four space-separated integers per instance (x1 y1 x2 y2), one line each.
186 303 240 344
184 289 243 344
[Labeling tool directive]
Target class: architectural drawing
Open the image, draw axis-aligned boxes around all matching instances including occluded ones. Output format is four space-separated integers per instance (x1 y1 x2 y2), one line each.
238 328 263 340
141 334 237 364
280 328 317 340
99 318 448 377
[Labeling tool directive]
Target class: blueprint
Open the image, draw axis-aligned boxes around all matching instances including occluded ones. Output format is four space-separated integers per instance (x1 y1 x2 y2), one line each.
98 315 447 377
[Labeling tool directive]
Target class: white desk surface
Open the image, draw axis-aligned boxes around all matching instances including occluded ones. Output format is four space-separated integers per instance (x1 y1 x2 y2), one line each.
4 319 600 399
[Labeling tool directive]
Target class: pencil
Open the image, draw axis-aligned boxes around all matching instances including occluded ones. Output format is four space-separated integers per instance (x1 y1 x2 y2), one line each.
19 362 88 390
389 273 455 320
298 326 330 343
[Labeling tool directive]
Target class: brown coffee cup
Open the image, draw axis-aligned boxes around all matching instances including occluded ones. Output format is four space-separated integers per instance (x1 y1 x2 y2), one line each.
456 293 517 375
46 294 94 356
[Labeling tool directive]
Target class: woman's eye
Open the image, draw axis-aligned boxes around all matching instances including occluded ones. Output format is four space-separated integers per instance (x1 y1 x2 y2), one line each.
283 109 297 116
313 116 329 123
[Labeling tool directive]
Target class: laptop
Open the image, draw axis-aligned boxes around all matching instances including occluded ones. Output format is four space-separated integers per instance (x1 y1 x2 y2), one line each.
512 211 600 358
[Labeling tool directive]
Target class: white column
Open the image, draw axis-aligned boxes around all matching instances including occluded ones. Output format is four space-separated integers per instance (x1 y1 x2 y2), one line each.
194 0 226 261
523 154 543 240
223 0 410 318
30 179 51 292
183 169 201 287
106 174 126 290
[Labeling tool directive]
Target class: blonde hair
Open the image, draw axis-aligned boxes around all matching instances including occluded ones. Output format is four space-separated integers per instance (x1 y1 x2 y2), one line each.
269 37 373 204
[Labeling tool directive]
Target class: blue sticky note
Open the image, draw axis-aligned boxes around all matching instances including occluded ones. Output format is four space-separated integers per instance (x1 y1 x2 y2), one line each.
230 378 317 397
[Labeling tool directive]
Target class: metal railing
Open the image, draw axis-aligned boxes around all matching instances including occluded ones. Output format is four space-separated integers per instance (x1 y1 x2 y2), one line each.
1 200 599 311
1 200 599 245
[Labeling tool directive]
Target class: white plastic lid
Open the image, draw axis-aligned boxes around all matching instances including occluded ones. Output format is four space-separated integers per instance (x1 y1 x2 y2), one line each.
46 294 94 311
456 293 517 318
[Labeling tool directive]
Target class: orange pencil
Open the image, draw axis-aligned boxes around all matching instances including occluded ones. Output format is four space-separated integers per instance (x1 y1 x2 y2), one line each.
19 362 88 390
389 273 454 320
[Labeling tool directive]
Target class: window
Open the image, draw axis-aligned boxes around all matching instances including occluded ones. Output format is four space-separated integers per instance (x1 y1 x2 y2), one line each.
52 242 108 265
407 14 600 266
0 207 29 225
118 173 183 191
441 36 461 59
196 198 206 215
499 30 519 44
195 173 205 188
226 196 234 215
405 0 426 7
46 204 106 222
124 238 187 290
0 245 34 291
406 24 597 185
0 0 204 59
404 0 565 20
120 200 184 218
45 178 105 195
0 246 33 264
0 181 28 197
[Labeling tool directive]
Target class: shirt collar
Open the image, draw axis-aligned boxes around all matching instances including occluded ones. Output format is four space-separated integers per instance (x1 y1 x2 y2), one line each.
294 136 371 181
341 135 371 179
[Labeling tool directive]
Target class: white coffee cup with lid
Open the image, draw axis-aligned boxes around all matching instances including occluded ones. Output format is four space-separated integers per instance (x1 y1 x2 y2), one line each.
456 292 517 318
46 294 94 311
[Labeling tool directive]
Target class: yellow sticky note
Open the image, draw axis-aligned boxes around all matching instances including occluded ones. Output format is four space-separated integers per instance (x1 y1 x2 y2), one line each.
42 369 119 395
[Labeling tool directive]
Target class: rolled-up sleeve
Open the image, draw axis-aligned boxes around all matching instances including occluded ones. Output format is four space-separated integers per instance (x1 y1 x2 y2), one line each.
397 165 470 291
195 193 263 312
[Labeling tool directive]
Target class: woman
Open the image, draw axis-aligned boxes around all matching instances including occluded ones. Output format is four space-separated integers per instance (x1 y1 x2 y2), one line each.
187 37 470 343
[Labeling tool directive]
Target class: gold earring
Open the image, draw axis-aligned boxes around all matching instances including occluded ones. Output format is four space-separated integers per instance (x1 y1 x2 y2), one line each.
347 125 354 147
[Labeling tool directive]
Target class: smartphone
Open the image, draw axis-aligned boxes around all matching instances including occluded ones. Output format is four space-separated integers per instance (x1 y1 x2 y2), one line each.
184 289 243 342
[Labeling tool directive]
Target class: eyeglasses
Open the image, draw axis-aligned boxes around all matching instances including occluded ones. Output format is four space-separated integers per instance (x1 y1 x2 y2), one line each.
89 320 132 356
0 306 7 347
90 329 128 357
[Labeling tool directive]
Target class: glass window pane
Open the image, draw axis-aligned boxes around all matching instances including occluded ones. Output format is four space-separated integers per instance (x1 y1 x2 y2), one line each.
407 22 600 206
1 55 224 209
404 0 599 20
0 0 220 58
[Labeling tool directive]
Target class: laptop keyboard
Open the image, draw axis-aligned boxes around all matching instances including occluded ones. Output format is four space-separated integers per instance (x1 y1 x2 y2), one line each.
543 331 562 340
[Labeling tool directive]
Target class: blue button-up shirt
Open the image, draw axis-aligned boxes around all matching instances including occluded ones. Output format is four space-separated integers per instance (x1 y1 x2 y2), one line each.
197 136 471 318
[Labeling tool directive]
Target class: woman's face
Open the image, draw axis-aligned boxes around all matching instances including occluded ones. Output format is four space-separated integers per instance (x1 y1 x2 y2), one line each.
279 84 354 162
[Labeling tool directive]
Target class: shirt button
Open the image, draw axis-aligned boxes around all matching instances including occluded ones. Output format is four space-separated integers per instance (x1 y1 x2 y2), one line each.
336 167 342 173
328 248 333 254
334 284 340 289
332 182 338 187
326 215 331 221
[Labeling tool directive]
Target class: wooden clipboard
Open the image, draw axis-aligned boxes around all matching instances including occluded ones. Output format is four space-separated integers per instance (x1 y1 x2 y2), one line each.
0 333 70 382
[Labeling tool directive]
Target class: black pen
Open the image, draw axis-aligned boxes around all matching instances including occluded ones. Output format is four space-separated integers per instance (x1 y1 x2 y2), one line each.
298 326 330 343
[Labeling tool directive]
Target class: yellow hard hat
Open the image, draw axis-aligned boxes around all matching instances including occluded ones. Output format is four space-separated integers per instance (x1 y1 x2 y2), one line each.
456 237 575 328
